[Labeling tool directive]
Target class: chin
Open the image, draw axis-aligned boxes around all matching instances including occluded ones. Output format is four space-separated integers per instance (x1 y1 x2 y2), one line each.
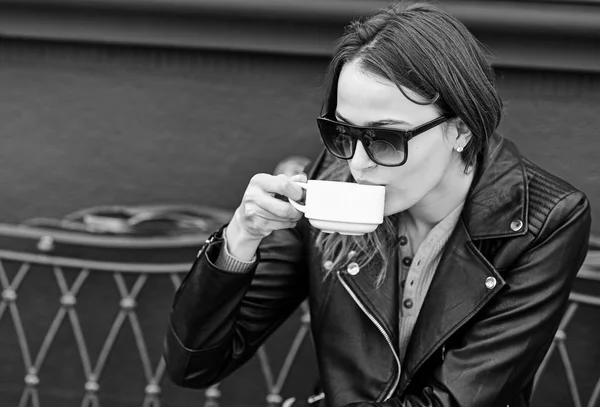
383 193 409 217
383 203 400 217
383 208 401 217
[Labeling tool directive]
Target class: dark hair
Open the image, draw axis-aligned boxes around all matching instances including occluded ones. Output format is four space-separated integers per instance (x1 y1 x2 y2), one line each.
323 0 502 168
316 0 503 284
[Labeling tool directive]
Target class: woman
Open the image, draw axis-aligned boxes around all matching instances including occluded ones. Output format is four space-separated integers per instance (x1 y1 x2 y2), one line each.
163 2 591 406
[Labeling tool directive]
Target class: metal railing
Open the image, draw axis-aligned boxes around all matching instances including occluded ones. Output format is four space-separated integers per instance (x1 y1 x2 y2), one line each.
0 220 314 407
0 221 597 406
533 247 600 407
0 223 197 407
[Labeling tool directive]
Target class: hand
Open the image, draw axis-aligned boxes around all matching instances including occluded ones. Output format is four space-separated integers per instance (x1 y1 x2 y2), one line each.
229 172 307 243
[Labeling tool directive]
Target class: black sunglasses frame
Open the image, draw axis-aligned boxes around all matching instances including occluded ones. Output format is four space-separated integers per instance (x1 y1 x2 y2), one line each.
316 114 452 167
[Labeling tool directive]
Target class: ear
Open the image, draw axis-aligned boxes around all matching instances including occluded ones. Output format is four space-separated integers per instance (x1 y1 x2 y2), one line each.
451 118 472 151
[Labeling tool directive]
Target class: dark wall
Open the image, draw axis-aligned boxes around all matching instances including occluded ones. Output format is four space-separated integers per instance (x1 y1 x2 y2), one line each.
0 41 326 223
0 40 598 235
496 69 600 209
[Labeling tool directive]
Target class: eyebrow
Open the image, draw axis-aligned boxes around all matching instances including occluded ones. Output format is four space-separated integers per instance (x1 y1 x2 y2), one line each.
335 111 412 127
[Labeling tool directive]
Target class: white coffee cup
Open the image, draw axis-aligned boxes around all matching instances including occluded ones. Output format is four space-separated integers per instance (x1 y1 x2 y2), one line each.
288 180 385 235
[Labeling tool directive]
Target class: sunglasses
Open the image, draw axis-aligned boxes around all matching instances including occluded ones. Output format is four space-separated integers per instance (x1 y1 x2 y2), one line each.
316 114 452 167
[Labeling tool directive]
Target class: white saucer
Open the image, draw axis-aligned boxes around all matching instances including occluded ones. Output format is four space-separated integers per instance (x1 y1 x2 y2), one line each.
308 218 380 235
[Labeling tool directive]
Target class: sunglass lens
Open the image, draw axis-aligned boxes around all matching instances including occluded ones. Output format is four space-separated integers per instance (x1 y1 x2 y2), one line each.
367 131 406 165
320 122 354 159
369 140 405 165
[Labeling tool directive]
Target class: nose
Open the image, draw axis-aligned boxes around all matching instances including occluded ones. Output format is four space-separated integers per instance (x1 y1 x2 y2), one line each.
349 141 376 172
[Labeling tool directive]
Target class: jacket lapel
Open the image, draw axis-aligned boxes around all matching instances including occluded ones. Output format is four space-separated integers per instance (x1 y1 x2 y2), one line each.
341 252 400 348
398 215 506 393
463 136 529 239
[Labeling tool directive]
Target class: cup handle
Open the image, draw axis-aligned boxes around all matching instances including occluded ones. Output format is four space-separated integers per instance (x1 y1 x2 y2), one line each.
288 182 309 213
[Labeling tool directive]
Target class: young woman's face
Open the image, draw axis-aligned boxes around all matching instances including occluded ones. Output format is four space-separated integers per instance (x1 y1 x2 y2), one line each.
336 59 463 216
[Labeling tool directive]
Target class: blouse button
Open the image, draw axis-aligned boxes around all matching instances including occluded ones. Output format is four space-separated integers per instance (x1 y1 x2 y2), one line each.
510 219 523 232
402 257 413 267
403 299 413 309
485 277 497 289
399 236 408 246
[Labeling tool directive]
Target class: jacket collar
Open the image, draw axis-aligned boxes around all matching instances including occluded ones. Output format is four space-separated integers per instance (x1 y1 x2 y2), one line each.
463 134 529 239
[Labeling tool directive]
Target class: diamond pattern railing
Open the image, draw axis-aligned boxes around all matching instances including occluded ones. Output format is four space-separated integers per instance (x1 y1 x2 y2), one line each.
0 228 189 407
0 221 315 407
533 246 600 407
0 220 597 407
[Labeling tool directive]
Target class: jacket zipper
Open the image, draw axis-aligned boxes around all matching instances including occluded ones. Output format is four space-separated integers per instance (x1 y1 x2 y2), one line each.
337 270 401 401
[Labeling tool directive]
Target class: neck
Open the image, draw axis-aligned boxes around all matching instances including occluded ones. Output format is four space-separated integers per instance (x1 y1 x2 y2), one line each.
407 161 474 234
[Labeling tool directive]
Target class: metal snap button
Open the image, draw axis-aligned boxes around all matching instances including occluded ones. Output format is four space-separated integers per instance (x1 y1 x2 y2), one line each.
510 219 523 232
347 262 360 275
403 298 413 309
485 276 497 289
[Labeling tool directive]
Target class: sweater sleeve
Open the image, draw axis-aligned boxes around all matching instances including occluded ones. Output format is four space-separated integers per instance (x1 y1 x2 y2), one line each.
214 227 257 272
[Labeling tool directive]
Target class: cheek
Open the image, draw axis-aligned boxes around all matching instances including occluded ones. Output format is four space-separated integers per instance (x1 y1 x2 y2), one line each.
383 138 453 212
409 133 454 176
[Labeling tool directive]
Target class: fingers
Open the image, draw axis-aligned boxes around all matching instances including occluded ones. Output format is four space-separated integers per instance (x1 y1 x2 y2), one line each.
241 212 298 237
233 203 297 239
235 173 307 239
242 195 302 223
251 173 306 202
274 172 308 202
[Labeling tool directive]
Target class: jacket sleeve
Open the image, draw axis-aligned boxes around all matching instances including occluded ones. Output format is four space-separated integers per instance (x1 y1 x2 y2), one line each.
163 224 309 388
345 192 592 407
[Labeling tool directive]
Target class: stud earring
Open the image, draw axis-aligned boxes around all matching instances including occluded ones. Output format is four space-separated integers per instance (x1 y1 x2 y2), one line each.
455 146 464 153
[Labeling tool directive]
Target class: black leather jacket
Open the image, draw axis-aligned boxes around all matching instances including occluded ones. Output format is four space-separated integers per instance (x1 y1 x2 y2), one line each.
164 134 591 407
